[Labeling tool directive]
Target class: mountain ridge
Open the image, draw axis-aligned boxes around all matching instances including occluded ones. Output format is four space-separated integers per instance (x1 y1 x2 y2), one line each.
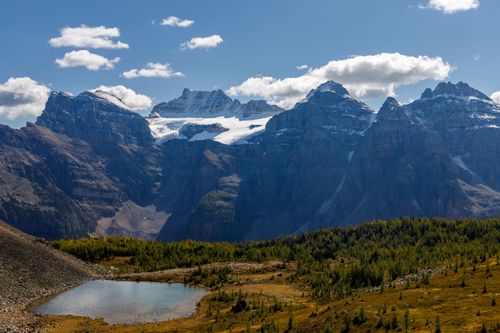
0 80 499 242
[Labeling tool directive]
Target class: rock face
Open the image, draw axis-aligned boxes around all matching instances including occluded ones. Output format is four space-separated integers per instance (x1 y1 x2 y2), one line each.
158 81 500 241
151 88 283 118
179 123 229 140
240 100 284 118
1 81 500 242
152 89 242 117
0 91 161 239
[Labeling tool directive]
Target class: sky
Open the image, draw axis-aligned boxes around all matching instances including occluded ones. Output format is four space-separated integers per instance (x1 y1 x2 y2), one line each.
1 0 499 128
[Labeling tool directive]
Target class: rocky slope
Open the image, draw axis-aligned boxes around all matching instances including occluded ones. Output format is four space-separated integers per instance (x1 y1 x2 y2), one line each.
0 91 163 240
1 81 500 242
0 219 104 332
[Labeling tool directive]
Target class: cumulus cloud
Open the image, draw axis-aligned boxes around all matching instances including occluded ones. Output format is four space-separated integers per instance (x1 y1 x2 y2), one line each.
122 62 184 79
55 50 120 71
491 91 500 104
226 53 452 109
296 64 309 71
422 0 479 14
49 25 129 49
160 16 194 28
0 77 50 120
181 35 223 50
90 85 152 110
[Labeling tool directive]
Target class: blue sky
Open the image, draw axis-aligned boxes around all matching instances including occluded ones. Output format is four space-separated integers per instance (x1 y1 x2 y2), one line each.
1 0 499 127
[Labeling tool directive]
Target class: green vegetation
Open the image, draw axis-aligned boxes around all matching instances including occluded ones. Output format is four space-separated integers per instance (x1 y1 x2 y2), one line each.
184 266 231 289
54 217 500 298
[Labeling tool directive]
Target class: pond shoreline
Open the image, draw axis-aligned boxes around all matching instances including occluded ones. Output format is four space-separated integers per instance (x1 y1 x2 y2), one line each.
32 280 208 325
3 276 104 333
29 261 286 331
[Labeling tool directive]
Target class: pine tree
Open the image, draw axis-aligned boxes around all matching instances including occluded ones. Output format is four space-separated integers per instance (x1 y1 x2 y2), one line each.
391 314 399 329
404 308 410 333
341 313 351 333
287 309 293 330
435 316 441 333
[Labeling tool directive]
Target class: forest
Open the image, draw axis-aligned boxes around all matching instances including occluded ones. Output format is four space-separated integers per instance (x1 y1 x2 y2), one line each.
54 217 500 299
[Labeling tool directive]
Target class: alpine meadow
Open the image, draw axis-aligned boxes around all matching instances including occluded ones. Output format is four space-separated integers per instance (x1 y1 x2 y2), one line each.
0 1 499 332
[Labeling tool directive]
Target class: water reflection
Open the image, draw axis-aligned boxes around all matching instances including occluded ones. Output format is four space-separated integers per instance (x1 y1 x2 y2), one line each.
34 280 207 324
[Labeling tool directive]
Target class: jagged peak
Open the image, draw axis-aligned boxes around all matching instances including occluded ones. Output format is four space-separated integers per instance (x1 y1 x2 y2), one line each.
376 96 413 123
152 87 285 118
306 81 350 101
241 100 283 111
181 88 230 99
49 91 73 98
420 81 491 101
380 97 400 111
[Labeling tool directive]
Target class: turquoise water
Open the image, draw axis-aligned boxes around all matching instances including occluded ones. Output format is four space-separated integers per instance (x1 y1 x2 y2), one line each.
34 280 207 324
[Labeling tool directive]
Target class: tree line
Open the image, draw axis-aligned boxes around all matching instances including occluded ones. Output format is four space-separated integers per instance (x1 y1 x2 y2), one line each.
53 217 499 298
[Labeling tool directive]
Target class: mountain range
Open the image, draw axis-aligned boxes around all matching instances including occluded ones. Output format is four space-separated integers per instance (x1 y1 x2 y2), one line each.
0 81 499 241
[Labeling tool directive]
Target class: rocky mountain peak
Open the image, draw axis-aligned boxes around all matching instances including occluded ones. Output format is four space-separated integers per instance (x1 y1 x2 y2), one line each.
264 81 373 135
181 88 230 101
152 88 241 117
87 90 130 110
380 97 400 111
152 88 283 119
305 81 350 101
376 97 412 123
420 81 491 101
296 81 372 114
240 100 283 118
36 90 153 147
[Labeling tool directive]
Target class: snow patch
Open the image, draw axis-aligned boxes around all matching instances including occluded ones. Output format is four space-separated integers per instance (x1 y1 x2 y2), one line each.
91 90 130 110
149 115 272 145
318 175 345 214
451 155 475 175
347 151 354 162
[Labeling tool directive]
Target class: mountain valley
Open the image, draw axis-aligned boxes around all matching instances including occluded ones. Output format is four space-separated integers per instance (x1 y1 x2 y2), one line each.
1 81 500 242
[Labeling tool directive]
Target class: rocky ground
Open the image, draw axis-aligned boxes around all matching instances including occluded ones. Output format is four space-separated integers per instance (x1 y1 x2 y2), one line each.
0 220 107 332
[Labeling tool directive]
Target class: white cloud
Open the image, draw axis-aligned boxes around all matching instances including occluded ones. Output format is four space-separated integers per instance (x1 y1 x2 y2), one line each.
297 64 309 70
122 63 184 79
423 0 479 14
90 85 152 111
0 77 50 120
227 53 452 109
55 50 120 71
181 35 223 50
491 91 500 104
49 25 129 49
160 16 194 28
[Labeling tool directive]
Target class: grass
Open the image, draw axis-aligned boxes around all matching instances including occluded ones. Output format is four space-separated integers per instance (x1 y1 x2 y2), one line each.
38 258 499 333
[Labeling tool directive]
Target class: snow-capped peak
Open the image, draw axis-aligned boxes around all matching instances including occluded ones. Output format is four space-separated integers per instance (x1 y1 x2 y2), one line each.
420 82 492 101
152 88 240 117
148 88 283 145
